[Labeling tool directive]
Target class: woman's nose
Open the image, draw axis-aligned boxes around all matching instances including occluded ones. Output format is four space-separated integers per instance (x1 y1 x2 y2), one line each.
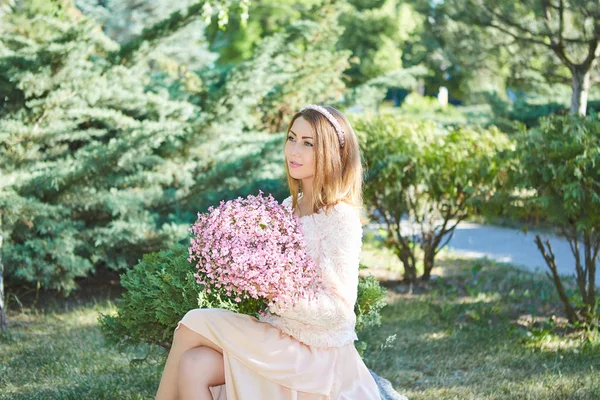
290 142 302 155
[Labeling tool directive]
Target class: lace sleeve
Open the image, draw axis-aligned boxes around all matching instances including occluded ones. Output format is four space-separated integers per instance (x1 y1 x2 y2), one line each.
270 202 362 328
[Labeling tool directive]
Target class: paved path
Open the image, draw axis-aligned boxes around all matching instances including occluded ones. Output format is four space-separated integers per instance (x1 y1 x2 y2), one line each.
366 220 599 287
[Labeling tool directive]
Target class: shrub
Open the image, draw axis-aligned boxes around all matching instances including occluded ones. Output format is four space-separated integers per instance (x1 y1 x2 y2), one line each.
506 115 600 326
483 91 600 131
353 113 513 282
100 244 387 350
355 267 387 333
400 92 453 114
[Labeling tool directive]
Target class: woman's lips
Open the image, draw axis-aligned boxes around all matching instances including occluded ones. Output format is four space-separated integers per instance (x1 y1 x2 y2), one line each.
289 161 303 168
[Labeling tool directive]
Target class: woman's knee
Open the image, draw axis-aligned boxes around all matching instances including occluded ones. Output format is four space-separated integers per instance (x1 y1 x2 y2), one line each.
173 324 222 355
179 346 225 386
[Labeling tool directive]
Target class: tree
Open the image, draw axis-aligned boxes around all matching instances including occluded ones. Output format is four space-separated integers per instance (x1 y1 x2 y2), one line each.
0 4 205 291
355 113 512 282
0 0 354 294
76 0 220 71
203 0 325 66
338 0 421 87
503 115 600 326
441 0 600 115
408 0 512 103
205 3 353 133
0 0 251 293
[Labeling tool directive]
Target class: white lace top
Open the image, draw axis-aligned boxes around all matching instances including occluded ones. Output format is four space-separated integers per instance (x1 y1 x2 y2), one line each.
258 195 362 348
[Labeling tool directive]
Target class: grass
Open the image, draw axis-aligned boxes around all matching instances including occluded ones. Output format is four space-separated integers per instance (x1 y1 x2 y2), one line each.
0 301 163 399
358 241 600 400
1 240 599 399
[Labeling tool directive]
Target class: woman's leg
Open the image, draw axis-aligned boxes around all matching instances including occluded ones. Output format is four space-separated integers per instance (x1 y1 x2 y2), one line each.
178 346 225 400
155 323 224 400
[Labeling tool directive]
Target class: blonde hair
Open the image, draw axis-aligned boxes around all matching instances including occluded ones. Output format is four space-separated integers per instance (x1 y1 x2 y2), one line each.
284 105 366 224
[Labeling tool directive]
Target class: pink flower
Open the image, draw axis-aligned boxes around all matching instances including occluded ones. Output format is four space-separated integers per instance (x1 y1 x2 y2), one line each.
188 191 320 313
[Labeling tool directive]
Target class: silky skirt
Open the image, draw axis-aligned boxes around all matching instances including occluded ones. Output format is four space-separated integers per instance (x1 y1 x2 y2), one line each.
175 308 380 400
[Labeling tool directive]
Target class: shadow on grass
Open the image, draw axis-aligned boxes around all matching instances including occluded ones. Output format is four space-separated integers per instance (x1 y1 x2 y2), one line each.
4 267 126 317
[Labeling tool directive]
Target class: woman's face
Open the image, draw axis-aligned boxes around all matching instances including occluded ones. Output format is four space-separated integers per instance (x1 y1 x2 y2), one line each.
285 116 315 181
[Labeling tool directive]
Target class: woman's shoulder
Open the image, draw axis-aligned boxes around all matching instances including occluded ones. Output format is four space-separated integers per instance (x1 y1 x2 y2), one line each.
321 202 361 229
281 195 293 207
281 195 358 219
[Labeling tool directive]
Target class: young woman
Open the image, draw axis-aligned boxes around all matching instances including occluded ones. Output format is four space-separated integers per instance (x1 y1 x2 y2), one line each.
155 104 380 400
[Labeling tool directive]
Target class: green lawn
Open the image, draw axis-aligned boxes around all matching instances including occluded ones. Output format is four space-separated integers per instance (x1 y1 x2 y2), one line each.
1 241 599 399
359 242 600 400
0 302 163 399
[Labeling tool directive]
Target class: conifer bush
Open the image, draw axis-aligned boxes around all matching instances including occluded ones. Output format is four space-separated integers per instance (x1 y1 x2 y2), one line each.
0 2 355 294
99 243 387 350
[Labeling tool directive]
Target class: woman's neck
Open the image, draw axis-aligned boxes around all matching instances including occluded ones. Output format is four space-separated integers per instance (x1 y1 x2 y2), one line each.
296 192 313 218
300 178 313 201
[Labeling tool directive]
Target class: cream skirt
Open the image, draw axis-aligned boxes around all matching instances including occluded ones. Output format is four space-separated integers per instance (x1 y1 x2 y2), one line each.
175 308 380 399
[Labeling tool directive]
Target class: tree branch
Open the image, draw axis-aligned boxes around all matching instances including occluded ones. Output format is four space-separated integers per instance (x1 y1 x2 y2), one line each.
578 37 600 71
527 64 571 85
541 0 556 42
560 224 587 302
434 214 468 256
486 21 551 48
482 3 549 42
559 0 565 47
534 235 579 323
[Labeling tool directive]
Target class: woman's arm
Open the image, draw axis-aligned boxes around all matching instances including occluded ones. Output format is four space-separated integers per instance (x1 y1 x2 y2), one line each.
270 202 362 328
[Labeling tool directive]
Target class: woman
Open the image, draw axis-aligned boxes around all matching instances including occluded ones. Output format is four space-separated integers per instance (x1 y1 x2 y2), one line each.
155 104 380 400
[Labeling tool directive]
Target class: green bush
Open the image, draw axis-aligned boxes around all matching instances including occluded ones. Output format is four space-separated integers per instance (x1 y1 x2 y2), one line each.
99 243 237 350
484 91 600 131
505 115 600 325
353 113 512 282
400 92 454 114
100 244 387 350
355 267 387 333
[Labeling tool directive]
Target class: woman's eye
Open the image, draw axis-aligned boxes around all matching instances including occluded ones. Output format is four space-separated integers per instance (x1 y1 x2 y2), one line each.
287 135 312 147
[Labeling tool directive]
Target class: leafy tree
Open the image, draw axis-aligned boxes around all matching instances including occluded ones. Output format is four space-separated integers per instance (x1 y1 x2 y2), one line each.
440 0 600 115
354 113 512 282
203 0 325 66
500 115 600 326
338 0 421 87
207 5 353 133
398 0 468 100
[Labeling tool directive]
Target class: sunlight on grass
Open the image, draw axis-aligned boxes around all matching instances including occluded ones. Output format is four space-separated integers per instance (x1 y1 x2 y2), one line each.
452 292 503 305
423 331 449 341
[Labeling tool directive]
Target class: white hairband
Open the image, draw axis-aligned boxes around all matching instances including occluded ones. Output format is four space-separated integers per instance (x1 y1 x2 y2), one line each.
300 104 345 148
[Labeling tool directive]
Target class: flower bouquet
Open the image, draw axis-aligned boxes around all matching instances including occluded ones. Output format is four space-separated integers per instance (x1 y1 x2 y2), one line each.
188 190 320 317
